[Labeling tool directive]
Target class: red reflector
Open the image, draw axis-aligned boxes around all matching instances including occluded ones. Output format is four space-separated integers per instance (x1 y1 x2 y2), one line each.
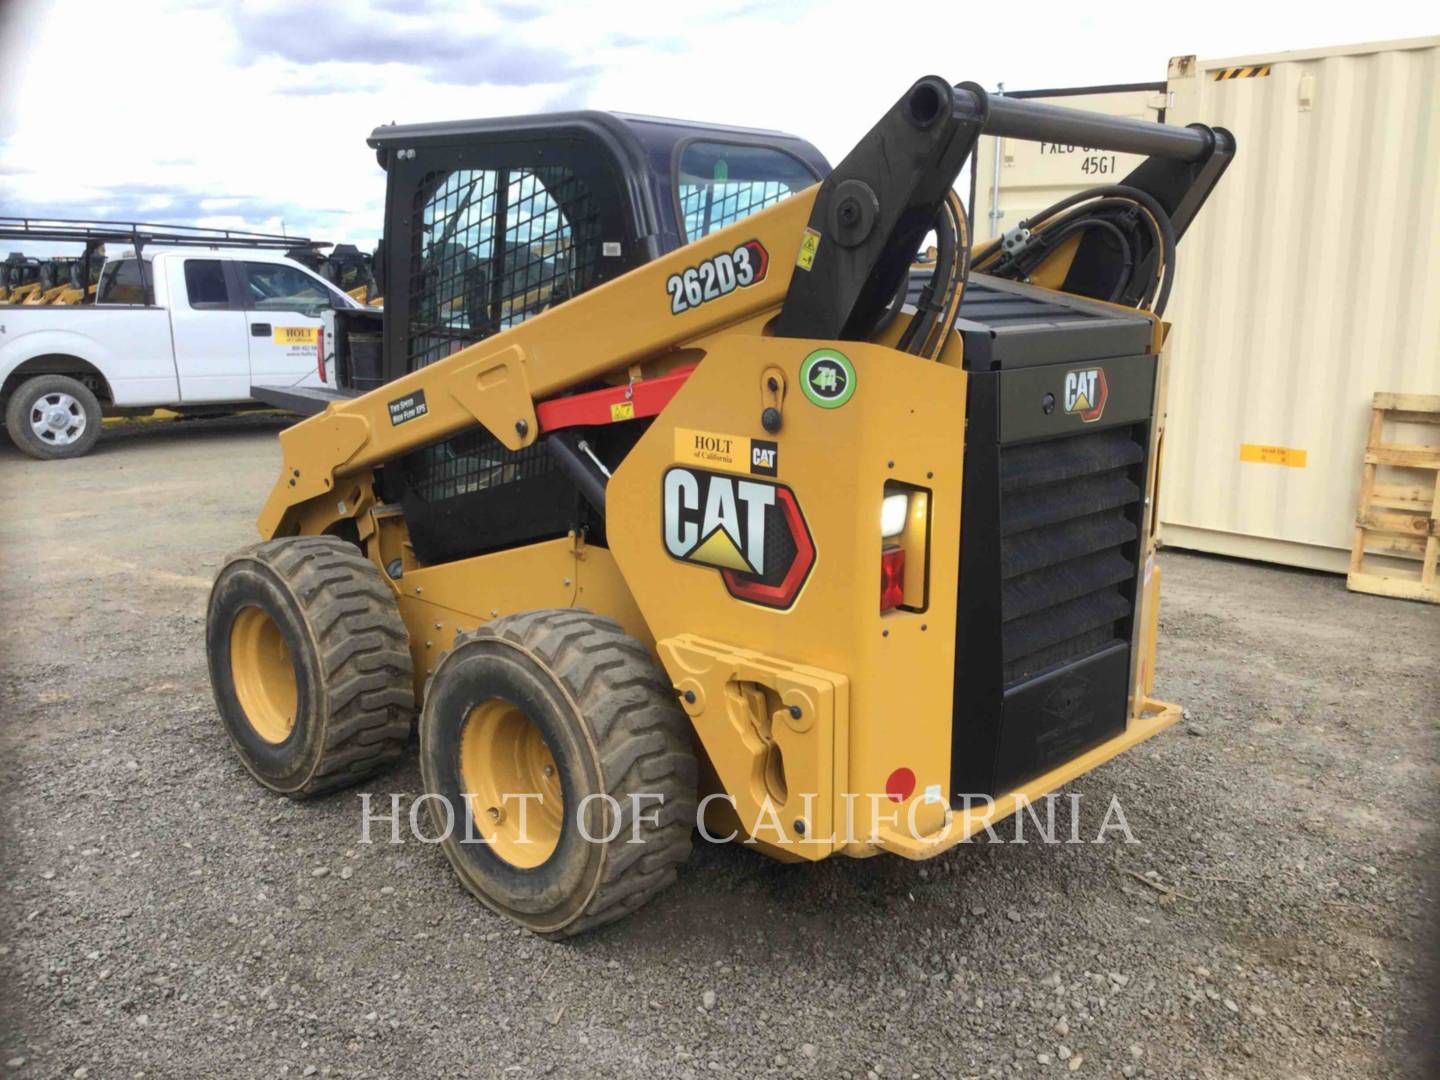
880 544 905 612
316 325 326 383
886 767 916 803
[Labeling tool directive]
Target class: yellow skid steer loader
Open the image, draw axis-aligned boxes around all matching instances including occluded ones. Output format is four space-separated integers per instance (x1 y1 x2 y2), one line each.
207 78 1234 937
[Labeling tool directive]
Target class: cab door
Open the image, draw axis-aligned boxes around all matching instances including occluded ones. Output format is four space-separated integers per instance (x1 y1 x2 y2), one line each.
164 256 251 402
237 259 338 388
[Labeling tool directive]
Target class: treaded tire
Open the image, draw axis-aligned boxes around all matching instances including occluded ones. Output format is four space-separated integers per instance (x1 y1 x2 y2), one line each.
207 536 415 798
420 610 698 939
5 374 102 460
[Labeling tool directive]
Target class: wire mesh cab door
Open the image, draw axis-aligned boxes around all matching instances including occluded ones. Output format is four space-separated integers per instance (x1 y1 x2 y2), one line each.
379 129 644 564
381 131 643 384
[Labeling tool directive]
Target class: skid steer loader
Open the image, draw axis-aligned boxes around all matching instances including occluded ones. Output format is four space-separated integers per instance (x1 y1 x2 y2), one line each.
206 78 1234 937
1 253 42 304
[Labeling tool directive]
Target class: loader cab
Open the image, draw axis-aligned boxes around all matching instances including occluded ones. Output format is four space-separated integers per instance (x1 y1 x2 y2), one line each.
360 112 830 566
367 111 830 386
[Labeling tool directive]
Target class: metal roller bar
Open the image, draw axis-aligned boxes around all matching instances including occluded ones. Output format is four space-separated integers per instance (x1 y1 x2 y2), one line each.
953 86 1223 163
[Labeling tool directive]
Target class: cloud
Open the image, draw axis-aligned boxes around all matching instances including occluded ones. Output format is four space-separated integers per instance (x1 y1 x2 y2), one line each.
231 2 595 88
274 73 385 97
490 1 547 20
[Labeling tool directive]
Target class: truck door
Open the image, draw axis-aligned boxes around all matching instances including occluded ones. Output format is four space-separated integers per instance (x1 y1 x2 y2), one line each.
237 259 335 388
164 256 251 402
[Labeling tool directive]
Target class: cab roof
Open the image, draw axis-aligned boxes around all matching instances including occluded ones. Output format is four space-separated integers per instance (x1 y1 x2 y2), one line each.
367 109 831 181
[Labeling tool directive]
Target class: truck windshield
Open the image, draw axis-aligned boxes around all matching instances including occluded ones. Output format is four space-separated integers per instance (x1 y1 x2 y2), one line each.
676 141 818 243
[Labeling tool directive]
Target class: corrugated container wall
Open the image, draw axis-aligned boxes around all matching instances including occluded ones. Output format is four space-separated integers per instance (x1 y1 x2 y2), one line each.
973 37 1440 573
1161 38 1439 572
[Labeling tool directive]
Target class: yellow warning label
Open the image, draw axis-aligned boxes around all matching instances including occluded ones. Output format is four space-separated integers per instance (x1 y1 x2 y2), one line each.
676 428 747 473
796 228 821 272
274 326 318 345
1240 443 1307 468
610 400 635 422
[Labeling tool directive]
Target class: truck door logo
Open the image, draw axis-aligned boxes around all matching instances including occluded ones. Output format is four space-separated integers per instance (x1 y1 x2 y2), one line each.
1063 367 1108 422
662 467 814 609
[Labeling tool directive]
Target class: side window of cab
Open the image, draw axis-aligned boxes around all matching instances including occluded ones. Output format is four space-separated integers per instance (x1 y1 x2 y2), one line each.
240 261 335 316
96 258 153 305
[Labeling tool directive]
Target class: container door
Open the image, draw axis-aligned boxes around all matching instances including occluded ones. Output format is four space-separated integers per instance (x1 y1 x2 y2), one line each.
238 259 333 389
165 256 251 402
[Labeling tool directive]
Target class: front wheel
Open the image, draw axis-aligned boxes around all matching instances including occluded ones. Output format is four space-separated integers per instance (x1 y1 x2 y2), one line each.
206 536 416 798
419 610 698 938
4 374 102 460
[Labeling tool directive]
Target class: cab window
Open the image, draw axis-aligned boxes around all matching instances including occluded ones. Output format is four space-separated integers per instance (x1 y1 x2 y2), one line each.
96 258 153 305
241 261 332 314
676 141 819 242
184 259 230 309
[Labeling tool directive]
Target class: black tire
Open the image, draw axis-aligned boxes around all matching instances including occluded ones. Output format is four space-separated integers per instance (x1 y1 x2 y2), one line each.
206 536 415 798
420 610 698 938
4 374 102 460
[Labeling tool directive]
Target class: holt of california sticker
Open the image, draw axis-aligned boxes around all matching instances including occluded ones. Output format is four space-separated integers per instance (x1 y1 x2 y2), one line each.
674 428 777 478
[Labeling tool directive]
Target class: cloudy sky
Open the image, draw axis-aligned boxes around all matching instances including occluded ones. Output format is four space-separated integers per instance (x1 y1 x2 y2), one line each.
0 1 1432 256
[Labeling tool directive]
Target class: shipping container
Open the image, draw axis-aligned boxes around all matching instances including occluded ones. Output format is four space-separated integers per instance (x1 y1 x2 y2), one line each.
973 36 1440 575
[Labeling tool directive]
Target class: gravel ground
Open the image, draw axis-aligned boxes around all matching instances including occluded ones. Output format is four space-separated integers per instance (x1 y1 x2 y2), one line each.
1 416 1437 1079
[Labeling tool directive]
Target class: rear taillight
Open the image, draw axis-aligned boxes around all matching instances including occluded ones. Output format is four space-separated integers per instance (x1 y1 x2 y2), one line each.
316 325 326 383
880 544 906 612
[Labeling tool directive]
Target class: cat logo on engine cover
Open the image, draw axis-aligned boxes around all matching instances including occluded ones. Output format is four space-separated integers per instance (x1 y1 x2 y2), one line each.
662 467 815 610
1063 367 1108 422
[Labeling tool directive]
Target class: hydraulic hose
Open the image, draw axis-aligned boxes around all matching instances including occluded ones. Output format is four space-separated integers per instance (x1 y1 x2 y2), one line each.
975 183 1177 316
898 200 956 355
898 191 969 358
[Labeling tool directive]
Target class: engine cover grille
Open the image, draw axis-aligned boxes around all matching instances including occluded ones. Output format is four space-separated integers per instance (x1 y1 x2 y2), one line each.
947 276 1157 801
999 426 1145 686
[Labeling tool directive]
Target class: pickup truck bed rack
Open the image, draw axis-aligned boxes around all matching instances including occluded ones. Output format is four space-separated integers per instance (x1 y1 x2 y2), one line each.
0 218 324 306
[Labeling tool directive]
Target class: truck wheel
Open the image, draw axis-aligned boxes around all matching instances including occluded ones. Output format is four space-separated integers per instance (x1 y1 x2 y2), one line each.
419 610 698 938
206 536 415 798
4 374 102 459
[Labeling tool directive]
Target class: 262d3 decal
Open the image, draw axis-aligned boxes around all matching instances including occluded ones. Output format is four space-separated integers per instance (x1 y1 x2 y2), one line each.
666 240 769 315
662 467 814 609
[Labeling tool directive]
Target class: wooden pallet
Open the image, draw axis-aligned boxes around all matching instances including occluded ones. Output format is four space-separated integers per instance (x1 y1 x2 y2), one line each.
1347 392 1440 603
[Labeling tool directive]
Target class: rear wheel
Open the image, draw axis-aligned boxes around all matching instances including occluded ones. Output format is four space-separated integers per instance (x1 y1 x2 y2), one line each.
206 536 415 798
5 374 102 460
419 610 697 938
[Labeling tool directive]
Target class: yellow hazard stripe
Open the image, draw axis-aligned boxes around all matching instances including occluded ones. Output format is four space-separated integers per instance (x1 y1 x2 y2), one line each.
1212 64 1272 81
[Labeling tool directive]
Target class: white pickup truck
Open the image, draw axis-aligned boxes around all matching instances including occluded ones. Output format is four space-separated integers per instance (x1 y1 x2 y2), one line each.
0 247 358 459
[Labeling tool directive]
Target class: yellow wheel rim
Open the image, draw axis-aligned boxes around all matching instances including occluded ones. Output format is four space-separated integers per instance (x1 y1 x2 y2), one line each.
459 700 564 869
229 606 299 744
